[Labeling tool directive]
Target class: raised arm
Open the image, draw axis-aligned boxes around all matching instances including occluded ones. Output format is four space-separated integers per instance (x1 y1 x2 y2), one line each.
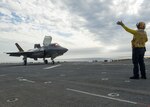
117 21 136 35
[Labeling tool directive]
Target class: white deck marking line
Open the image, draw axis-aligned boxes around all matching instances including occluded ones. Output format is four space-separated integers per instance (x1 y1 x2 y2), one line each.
43 64 61 70
66 88 138 105
44 81 52 84
7 98 18 103
17 78 35 83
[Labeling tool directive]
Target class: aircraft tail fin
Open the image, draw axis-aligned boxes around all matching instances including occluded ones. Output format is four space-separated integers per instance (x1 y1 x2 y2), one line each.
15 43 24 52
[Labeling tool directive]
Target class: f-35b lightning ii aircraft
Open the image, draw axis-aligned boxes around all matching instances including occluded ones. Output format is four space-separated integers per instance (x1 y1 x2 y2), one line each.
6 36 68 65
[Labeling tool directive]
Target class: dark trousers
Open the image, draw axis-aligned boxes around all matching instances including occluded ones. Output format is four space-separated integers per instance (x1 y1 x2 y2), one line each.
132 47 146 77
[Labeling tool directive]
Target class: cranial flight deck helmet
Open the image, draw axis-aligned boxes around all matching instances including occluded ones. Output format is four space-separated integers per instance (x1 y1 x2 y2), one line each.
136 22 146 29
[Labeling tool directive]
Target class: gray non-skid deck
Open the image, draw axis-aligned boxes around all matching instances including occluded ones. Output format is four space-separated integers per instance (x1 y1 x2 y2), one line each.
0 60 150 107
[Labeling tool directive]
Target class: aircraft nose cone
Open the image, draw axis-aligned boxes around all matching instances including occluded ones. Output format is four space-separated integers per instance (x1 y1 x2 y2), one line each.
60 48 68 55
64 48 68 53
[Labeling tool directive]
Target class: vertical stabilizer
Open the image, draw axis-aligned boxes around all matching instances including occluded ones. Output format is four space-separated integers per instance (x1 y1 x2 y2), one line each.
15 43 24 52
43 36 52 46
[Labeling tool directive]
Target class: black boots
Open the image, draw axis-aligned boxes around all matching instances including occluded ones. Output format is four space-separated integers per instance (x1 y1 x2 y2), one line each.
130 76 147 79
130 76 139 79
141 76 147 79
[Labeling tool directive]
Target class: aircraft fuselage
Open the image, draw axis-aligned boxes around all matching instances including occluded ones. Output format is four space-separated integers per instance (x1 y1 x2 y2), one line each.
27 44 68 60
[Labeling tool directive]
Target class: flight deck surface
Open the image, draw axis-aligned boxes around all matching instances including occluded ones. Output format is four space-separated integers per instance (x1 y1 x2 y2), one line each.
0 60 150 107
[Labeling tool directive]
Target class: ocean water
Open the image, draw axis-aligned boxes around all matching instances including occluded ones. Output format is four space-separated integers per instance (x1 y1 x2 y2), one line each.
56 57 112 62
0 53 110 63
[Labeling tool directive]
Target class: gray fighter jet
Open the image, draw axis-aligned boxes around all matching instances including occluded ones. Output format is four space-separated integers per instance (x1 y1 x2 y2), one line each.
6 36 68 65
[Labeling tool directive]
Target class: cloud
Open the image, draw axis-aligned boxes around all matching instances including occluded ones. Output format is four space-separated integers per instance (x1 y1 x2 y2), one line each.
0 0 150 62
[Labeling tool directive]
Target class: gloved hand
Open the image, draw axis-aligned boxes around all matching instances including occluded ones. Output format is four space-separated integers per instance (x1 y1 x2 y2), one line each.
117 21 124 26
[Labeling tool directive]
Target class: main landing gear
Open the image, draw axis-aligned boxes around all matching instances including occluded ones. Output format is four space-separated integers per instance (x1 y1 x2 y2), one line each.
43 58 55 64
23 57 27 65
44 59 48 64
51 58 55 65
52 59 55 65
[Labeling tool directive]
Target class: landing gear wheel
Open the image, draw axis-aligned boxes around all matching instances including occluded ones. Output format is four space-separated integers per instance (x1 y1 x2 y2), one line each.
52 60 55 65
23 59 27 65
44 60 48 64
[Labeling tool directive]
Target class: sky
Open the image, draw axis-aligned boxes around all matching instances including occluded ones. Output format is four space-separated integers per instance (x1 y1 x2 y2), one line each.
0 0 150 62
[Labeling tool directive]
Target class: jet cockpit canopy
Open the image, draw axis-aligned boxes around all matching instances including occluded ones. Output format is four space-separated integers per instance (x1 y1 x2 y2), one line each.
51 43 60 47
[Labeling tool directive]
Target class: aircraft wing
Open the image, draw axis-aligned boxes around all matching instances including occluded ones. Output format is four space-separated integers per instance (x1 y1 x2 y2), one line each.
6 52 34 57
